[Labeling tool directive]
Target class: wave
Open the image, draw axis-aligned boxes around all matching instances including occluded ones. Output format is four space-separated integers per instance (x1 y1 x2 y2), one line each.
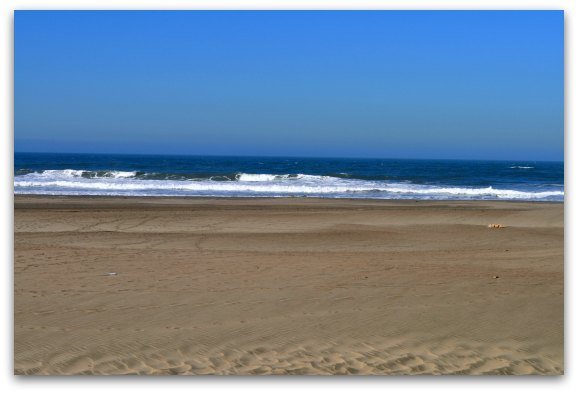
510 166 534 169
29 169 139 179
236 173 306 182
41 169 86 178
106 171 137 178
20 169 315 182
383 185 562 199
13 169 564 201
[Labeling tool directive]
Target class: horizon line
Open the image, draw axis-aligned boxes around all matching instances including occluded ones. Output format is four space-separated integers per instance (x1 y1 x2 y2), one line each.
13 150 565 163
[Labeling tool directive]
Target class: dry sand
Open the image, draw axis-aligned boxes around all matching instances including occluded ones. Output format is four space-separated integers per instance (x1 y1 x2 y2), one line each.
14 196 564 375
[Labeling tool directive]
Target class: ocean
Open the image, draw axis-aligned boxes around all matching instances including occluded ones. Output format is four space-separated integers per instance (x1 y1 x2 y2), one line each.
14 153 564 201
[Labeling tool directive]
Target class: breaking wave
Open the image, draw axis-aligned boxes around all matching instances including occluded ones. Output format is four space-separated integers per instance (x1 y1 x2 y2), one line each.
25 169 139 179
13 169 564 201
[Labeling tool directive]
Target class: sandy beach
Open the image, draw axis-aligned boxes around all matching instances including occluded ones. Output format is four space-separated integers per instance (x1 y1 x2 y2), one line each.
14 196 564 375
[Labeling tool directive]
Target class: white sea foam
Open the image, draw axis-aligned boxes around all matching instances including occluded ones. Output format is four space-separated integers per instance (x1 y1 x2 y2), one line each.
236 173 305 181
41 169 86 178
510 166 534 169
105 171 137 178
237 173 279 182
384 185 562 199
13 169 564 201
32 169 137 179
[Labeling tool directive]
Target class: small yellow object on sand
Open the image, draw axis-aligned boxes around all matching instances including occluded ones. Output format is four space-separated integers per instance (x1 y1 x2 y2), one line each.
488 224 505 229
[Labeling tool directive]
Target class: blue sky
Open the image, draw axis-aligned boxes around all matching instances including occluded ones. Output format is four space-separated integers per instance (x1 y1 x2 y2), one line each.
15 11 563 161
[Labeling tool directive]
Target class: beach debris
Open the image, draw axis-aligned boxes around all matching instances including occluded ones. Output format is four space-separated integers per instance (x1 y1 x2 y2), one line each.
104 272 118 276
488 224 506 229
492 275 500 279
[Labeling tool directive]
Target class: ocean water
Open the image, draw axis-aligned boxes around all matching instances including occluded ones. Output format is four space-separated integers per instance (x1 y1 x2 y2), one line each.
14 153 564 201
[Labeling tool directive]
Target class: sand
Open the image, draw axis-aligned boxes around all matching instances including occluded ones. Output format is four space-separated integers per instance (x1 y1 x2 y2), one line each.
13 196 564 375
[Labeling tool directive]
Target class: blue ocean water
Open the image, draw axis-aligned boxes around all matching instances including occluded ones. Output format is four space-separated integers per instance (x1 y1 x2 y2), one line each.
14 153 564 201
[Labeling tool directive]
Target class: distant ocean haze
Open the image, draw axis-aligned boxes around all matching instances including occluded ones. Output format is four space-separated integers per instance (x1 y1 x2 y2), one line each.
14 153 564 201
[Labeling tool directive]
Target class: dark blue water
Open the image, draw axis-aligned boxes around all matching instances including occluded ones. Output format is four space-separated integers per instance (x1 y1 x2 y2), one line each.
14 152 564 201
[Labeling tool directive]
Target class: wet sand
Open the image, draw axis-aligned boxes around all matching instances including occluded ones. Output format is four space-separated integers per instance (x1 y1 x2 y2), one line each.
14 196 564 375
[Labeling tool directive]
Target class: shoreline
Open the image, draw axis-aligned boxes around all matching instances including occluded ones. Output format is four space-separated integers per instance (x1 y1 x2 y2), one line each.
14 194 564 205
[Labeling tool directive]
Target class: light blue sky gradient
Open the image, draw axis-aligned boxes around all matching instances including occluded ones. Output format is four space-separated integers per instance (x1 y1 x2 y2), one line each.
15 11 564 161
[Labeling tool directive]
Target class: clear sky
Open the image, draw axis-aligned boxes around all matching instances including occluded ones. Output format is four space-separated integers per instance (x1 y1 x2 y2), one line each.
15 11 563 161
